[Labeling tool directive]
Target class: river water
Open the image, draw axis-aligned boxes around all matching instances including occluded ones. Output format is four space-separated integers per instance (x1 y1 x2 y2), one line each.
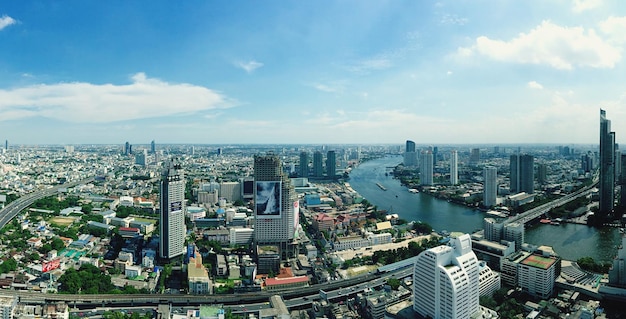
348 155 622 262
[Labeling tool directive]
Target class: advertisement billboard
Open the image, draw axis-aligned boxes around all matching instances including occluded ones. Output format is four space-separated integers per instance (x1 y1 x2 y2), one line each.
293 200 300 237
42 258 61 273
255 181 281 217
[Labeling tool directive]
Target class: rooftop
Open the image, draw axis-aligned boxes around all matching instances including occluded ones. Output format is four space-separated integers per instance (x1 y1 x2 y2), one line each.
521 254 557 270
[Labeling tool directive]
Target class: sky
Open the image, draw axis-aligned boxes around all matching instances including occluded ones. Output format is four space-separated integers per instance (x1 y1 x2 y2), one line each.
1 0 626 145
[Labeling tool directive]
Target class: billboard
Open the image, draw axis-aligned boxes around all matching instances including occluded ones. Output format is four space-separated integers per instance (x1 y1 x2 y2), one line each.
255 181 281 217
293 200 300 237
43 258 61 273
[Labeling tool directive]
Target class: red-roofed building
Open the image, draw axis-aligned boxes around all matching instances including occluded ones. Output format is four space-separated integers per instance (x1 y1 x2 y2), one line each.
264 275 309 291
313 213 335 232
118 227 141 238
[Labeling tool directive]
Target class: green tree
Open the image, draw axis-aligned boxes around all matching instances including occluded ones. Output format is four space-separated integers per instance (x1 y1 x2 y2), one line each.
387 278 401 290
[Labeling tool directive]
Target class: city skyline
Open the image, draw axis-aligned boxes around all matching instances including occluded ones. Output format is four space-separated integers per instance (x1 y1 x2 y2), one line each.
1 2 626 145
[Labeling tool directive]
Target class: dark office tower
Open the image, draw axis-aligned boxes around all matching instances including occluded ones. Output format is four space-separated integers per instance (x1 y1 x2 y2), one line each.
510 154 534 194
4 140 7 151
159 161 186 260
620 154 626 209
469 148 480 165
404 140 418 167
253 155 297 260
600 109 616 218
299 152 309 177
537 163 548 185
216 148 222 156
433 146 438 167
151 140 156 154
313 151 324 177
124 141 130 155
326 150 336 178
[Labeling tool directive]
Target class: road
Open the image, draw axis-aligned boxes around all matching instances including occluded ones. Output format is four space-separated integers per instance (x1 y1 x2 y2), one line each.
0 177 94 229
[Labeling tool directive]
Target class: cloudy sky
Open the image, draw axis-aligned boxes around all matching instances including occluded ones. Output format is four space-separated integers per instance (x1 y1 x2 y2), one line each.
1 1 626 145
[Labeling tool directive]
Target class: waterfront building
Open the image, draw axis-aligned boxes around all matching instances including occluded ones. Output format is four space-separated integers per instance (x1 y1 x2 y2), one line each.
326 150 336 178
420 150 433 186
313 151 324 177
299 151 309 177
483 167 497 207
413 234 480 319
450 150 458 185
517 252 560 299
254 154 297 260
503 222 524 251
510 154 534 194
404 140 418 167
607 235 626 288
159 160 186 260
599 109 616 219
471 236 516 272
483 218 504 242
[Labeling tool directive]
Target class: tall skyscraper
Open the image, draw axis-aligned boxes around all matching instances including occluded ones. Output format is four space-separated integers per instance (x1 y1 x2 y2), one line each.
135 149 148 166
450 150 458 185
254 155 297 260
483 167 497 207
599 109 615 218
620 154 626 209
420 150 434 186
124 141 130 156
510 154 534 194
326 150 336 178
313 151 324 177
299 152 309 178
404 140 418 167
537 163 548 185
4 140 7 151
433 146 438 167
151 140 156 154
159 161 186 260
413 234 480 319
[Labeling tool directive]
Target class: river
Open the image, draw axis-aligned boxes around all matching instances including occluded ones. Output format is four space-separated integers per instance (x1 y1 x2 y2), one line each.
348 155 622 262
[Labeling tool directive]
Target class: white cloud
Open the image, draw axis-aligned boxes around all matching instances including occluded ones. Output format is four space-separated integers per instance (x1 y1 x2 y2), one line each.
572 0 602 13
527 81 543 89
446 70 453 76
236 60 264 73
0 15 16 30
599 16 626 44
440 14 468 26
462 20 621 69
0 72 227 123
347 57 392 74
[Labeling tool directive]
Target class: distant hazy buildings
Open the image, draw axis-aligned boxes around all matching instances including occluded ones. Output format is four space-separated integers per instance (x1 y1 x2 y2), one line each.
537 163 547 185
483 167 497 207
404 140 418 167
159 161 186 260
420 150 433 186
413 234 480 319
510 154 534 194
450 150 458 185
469 148 480 165
599 109 616 219
124 141 131 156
135 149 148 166
151 140 156 154
254 154 297 260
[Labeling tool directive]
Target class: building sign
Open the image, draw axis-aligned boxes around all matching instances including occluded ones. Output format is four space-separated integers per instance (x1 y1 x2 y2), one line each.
255 181 281 217
42 258 61 273
170 201 182 212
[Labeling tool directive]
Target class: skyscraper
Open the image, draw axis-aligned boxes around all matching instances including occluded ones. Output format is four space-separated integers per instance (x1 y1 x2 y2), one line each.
326 150 336 178
413 234 480 319
537 163 547 185
159 161 186 260
254 155 297 260
313 151 324 178
299 152 309 178
151 140 156 154
450 150 458 185
469 148 480 165
4 140 7 151
483 167 497 207
124 141 130 156
420 150 433 186
510 154 534 194
404 140 418 167
599 109 615 218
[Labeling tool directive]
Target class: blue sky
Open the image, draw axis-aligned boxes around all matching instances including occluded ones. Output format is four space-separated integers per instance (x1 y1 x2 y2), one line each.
1 0 626 145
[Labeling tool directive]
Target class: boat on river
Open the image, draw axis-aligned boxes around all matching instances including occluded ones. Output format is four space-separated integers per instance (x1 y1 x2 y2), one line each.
376 183 387 191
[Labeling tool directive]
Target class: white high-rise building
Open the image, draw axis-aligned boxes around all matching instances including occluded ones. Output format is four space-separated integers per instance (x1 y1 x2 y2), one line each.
450 150 458 185
483 166 497 207
159 161 186 259
413 234 480 319
420 150 434 186
254 155 297 260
